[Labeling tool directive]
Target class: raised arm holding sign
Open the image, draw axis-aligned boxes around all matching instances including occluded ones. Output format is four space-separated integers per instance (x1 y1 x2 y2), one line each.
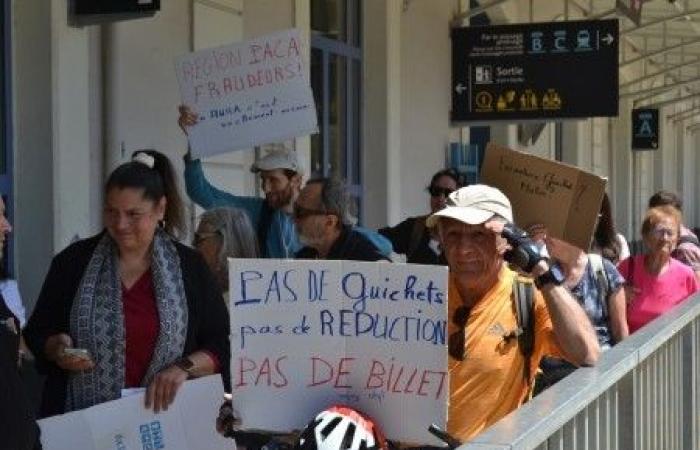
480 143 607 250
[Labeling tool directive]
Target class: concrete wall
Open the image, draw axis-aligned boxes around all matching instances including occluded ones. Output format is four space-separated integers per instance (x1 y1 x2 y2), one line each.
51 2 101 249
12 0 54 310
396 0 455 221
103 0 192 234
362 0 401 228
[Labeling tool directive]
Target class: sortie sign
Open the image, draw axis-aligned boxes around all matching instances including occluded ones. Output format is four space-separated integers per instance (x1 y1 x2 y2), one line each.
452 19 619 123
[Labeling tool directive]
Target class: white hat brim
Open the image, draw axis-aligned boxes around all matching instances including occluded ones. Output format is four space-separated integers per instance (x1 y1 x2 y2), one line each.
426 207 495 228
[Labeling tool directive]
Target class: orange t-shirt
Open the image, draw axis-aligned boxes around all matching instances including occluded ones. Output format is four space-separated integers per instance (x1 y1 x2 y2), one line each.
447 266 562 441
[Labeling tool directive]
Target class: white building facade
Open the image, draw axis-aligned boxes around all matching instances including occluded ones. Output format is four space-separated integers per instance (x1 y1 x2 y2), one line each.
8 0 700 310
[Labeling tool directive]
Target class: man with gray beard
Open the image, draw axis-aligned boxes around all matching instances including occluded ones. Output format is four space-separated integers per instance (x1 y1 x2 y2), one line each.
294 178 388 262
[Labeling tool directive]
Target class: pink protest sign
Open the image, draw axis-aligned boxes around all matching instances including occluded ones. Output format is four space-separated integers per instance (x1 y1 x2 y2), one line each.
228 259 449 445
174 28 318 157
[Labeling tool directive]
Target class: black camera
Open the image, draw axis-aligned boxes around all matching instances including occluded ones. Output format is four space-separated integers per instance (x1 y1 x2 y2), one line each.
500 223 544 273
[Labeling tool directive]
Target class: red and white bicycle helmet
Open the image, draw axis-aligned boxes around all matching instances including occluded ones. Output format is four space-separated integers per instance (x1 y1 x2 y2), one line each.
296 405 388 450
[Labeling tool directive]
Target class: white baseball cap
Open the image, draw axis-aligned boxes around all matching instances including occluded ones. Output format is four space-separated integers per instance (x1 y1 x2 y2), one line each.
426 184 513 227
250 144 303 175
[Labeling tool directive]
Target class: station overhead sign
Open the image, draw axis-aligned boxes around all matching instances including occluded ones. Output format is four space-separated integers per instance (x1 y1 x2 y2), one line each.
451 19 619 124
631 108 659 151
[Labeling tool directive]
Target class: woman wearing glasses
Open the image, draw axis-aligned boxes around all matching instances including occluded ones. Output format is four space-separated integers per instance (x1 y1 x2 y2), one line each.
379 168 460 264
25 150 229 417
193 207 260 297
618 206 699 333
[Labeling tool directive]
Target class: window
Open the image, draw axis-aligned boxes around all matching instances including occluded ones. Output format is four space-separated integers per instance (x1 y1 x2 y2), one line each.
310 0 362 219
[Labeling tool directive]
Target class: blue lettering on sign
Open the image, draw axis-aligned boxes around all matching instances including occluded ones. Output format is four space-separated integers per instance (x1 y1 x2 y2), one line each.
114 434 127 450
265 271 283 303
529 31 545 53
139 424 153 450
239 323 284 349
308 270 329 302
234 270 298 306
318 309 446 345
575 29 592 51
150 421 165 449
341 272 445 312
139 421 165 450
638 119 653 137
553 30 568 52
234 271 263 306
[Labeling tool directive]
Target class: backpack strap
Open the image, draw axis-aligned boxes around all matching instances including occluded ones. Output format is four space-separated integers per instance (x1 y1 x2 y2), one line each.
256 201 275 258
407 216 428 260
512 277 535 385
588 254 610 320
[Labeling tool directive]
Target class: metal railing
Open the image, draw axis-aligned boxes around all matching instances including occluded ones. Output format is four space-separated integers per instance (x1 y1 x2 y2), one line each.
461 292 700 450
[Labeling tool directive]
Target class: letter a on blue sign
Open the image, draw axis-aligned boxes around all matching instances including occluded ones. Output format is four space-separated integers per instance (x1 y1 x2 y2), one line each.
638 119 652 137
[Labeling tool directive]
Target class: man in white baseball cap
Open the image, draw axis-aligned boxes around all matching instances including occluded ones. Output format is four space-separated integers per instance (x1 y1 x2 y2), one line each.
427 184 599 442
179 102 304 258
178 105 393 259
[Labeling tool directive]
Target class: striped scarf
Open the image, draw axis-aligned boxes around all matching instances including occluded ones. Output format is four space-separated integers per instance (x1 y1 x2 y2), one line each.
65 229 188 412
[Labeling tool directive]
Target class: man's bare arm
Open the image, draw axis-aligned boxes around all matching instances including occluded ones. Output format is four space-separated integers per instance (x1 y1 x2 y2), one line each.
540 283 600 366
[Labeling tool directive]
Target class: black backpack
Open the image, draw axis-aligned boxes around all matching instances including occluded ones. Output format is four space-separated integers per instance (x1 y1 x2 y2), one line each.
512 277 536 386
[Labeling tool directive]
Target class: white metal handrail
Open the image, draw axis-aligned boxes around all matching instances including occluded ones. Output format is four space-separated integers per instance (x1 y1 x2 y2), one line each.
460 292 700 450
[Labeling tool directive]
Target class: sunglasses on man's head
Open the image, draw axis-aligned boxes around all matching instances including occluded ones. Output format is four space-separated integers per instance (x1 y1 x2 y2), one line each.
448 305 470 361
428 186 455 198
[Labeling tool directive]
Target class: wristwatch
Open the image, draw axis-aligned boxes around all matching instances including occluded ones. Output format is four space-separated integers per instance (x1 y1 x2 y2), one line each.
174 356 195 375
534 263 566 289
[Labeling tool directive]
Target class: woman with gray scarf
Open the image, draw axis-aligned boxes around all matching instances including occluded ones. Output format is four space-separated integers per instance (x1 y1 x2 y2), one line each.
25 150 229 417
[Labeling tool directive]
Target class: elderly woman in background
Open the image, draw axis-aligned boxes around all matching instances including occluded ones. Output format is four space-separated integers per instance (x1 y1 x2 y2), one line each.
528 225 628 393
194 207 260 294
618 206 699 334
25 150 229 417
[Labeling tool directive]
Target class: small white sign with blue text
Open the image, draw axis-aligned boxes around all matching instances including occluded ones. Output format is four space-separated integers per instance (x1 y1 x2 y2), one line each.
38 376 233 450
174 28 318 158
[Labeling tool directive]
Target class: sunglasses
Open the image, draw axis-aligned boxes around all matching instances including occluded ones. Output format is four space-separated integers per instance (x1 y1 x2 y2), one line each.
428 186 455 198
651 227 677 239
293 204 332 220
448 305 470 361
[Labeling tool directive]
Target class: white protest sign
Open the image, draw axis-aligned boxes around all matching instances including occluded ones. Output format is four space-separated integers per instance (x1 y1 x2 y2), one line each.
174 28 318 158
38 376 234 450
229 259 448 445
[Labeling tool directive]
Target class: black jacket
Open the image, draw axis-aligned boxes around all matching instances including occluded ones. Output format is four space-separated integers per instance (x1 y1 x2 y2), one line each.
296 226 389 261
379 216 446 265
0 298 40 449
24 232 231 418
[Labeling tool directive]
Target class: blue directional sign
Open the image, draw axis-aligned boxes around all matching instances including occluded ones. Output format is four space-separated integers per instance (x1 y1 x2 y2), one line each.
452 19 619 123
632 108 659 151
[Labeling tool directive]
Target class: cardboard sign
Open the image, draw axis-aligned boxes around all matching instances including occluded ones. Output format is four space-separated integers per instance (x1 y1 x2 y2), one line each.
228 259 448 445
174 28 318 158
38 376 233 450
481 143 606 250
